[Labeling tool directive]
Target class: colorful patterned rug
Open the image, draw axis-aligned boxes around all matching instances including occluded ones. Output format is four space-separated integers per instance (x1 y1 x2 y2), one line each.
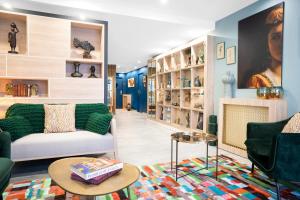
99 155 300 200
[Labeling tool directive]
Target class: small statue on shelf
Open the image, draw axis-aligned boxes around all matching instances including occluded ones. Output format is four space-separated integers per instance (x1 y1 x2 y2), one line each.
71 62 83 77
5 83 14 96
88 65 98 78
73 38 95 59
8 22 19 54
186 112 190 128
196 112 204 130
31 84 39 97
194 76 201 87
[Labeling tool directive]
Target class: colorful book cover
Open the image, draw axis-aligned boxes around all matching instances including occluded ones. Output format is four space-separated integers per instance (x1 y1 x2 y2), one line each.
71 157 123 180
71 168 122 185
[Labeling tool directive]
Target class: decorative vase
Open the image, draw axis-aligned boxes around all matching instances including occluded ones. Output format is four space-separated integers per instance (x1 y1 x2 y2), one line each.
71 62 83 78
270 87 284 99
194 76 201 87
257 87 270 99
222 71 235 98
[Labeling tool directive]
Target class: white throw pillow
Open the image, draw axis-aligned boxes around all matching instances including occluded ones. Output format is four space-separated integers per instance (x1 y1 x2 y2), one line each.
282 113 300 133
44 104 76 133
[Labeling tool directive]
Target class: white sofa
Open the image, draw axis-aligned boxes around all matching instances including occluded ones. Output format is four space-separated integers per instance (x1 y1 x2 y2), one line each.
11 118 118 162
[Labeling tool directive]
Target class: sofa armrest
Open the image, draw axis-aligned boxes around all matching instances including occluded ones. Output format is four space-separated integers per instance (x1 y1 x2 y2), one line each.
271 133 300 181
246 118 289 140
0 131 11 159
110 117 118 159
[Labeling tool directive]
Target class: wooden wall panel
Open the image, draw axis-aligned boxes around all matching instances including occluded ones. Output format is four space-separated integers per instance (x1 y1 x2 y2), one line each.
28 15 70 58
49 78 104 100
7 55 65 78
0 55 6 76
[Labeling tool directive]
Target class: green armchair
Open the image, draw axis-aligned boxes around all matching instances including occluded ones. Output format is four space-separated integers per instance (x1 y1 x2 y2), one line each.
245 116 300 200
0 131 13 196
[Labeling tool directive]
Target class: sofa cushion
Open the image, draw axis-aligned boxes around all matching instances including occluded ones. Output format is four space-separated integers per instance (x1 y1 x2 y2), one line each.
5 104 45 133
11 131 114 161
0 116 33 141
76 104 109 130
44 104 76 133
282 113 300 133
0 157 14 192
245 138 273 157
85 113 112 135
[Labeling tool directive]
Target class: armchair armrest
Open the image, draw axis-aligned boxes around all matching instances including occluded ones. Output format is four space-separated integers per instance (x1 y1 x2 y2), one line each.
110 117 118 159
0 131 11 159
247 118 289 140
272 133 300 181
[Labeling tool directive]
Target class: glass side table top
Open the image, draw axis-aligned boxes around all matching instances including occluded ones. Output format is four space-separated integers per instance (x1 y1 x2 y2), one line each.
171 132 217 143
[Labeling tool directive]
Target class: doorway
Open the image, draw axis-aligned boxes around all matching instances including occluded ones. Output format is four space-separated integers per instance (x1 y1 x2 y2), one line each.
137 73 147 112
116 77 123 109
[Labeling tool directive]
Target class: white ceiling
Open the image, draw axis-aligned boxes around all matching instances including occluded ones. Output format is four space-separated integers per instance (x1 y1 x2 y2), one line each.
4 0 257 72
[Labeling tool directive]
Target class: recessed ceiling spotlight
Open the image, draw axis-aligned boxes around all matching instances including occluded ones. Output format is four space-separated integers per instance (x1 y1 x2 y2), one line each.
117 65 121 69
160 0 168 5
137 60 141 64
79 14 86 20
3 2 12 9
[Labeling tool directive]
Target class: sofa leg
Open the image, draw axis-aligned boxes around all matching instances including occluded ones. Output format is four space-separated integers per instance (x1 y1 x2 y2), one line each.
251 163 254 173
275 180 281 200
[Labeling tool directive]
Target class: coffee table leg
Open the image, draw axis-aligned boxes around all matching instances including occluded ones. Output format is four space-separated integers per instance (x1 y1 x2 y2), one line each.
171 138 173 171
127 186 131 200
175 141 178 181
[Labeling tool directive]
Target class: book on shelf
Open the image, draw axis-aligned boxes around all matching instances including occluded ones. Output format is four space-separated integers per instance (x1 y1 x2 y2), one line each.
71 168 122 185
71 157 123 180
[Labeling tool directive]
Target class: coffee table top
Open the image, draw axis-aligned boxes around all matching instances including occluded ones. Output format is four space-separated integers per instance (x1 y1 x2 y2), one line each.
48 157 140 196
171 132 217 144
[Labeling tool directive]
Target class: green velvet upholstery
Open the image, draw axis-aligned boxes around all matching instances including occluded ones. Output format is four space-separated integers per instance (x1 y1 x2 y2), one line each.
0 132 13 194
4 103 109 135
245 115 300 182
0 116 33 141
85 113 113 135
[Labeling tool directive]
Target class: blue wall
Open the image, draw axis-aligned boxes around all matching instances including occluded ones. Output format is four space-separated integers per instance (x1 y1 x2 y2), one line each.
116 67 148 112
213 0 300 116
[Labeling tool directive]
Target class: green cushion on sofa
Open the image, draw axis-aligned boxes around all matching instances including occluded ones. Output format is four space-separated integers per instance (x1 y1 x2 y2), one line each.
85 113 112 135
0 116 33 141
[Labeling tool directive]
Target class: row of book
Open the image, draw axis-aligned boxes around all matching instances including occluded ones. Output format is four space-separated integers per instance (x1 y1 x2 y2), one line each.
71 157 123 185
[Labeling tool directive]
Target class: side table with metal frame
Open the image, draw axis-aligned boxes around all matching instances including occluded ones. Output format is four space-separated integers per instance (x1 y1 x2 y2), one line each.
170 132 219 181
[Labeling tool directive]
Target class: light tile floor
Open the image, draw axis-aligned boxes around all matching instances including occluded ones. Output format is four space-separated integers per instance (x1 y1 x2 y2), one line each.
115 109 250 166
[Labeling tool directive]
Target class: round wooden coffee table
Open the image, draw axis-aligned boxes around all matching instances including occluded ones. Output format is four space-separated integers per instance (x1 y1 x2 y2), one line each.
48 157 140 199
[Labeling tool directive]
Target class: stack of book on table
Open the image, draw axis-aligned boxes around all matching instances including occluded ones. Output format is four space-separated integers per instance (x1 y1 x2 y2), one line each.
70 157 123 185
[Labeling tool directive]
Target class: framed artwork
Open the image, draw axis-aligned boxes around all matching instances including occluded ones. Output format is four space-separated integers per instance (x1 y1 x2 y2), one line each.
128 77 135 88
238 2 284 88
226 46 236 65
216 42 225 59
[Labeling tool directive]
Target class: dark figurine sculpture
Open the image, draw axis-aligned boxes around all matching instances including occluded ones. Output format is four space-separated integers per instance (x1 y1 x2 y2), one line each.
8 22 19 54
73 38 95 59
71 62 83 78
88 65 98 78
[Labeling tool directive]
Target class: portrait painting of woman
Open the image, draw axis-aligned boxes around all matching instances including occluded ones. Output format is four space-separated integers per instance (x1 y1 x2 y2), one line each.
238 3 284 88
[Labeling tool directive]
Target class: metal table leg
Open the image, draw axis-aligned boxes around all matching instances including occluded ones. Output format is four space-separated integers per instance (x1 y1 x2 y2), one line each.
175 141 178 181
206 141 209 169
216 140 219 180
171 138 173 171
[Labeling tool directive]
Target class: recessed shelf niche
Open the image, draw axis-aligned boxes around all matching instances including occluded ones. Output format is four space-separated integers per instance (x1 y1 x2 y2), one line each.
66 61 102 78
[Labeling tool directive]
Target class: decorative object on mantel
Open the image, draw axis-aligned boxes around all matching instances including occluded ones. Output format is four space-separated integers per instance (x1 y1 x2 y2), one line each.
222 71 235 98
226 46 236 65
8 22 19 54
73 38 95 59
257 86 283 99
71 62 83 78
88 65 97 78
216 42 225 60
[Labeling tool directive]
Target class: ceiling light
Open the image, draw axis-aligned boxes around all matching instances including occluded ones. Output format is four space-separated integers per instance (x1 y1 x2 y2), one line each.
79 14 86 20
160 0 168 5
2 2 12 9
117 65 121 69
137 60 141 64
